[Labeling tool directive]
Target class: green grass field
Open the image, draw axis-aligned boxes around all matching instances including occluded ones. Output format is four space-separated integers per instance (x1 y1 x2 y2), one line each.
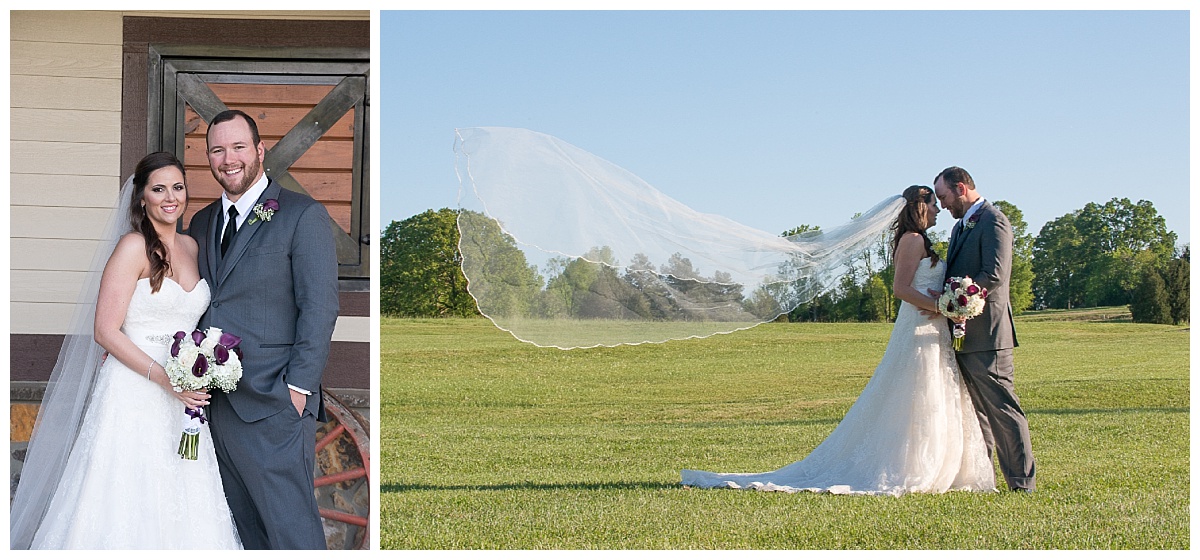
379 311 1189 549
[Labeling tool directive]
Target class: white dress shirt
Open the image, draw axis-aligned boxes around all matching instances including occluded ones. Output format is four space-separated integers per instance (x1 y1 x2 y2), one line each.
219 173 270 238
960 198 986 228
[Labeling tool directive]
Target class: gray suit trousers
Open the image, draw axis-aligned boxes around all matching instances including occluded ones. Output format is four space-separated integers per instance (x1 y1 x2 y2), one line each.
209 392 325 549
955 349 1036 491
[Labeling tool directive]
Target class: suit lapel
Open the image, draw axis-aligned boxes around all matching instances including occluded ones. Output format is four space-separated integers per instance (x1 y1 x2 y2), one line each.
947 221 964 266
204 203 222 284
947 201 990 266
216 180 282 285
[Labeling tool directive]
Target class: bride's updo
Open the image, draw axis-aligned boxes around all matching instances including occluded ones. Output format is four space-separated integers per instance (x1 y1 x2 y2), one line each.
129 151 187 293
890 184 939 266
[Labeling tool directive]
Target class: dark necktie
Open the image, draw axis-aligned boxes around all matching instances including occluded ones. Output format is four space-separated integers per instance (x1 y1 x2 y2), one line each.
221 206 239 257
948 220 964 259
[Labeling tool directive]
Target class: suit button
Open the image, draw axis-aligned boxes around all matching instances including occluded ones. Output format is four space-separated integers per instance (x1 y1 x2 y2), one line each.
212 301 220 308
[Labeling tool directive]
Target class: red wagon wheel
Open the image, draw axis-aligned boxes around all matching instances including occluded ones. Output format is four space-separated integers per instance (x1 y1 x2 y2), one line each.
314 390 370 550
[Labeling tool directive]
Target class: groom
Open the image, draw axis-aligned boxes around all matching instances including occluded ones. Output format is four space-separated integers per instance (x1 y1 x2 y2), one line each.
933 166 1036 492
189 109 340 548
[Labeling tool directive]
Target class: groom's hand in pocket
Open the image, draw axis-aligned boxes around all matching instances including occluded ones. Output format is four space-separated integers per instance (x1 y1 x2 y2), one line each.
290 388 307 417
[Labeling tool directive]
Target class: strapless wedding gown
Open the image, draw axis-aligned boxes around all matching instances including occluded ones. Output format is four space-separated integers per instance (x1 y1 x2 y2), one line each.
682 258 995 495
31 277 242 549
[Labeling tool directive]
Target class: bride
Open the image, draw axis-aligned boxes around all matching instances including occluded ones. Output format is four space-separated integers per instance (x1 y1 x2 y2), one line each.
10 152 242 548
681 185 996 495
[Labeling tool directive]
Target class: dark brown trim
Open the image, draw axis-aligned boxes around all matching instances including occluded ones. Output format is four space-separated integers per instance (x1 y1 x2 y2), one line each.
339 292 370 317
120 16 369 179
322 341 369 390
11 335 369 390
8 334 63 383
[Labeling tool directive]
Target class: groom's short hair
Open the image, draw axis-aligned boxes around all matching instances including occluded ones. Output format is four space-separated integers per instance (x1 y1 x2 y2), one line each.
935 166 975 190
207 109 262 147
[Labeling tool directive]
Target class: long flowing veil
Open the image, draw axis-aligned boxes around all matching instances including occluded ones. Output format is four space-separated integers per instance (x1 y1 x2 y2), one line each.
454 127 904 349
9 177 135 549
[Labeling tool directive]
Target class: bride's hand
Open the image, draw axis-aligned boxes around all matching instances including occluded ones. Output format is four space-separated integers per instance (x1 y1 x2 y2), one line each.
175 389 211 410
148 363 210 409
919 289 944 319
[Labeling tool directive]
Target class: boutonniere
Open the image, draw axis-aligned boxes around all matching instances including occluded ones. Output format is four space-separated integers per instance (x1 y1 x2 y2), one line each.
247 199 279 225
963 212 982 231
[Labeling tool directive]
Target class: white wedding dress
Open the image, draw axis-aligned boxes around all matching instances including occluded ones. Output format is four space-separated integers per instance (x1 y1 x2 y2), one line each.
30 277 242 549
682 258 996 495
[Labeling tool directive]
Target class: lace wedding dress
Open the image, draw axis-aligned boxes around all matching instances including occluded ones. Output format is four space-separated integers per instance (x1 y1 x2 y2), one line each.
682 258 996 495
30 277 242 549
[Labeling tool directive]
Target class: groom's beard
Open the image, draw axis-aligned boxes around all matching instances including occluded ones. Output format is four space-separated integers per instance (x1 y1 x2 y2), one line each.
216 157 262 199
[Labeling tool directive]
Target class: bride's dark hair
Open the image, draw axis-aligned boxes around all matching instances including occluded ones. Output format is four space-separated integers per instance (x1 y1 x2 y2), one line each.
128 151 186 293
890 184 939 267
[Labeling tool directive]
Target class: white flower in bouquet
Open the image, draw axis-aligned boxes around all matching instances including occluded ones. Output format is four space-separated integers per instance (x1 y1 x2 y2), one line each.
208 349 243 393
200 326 223 353
165 340 206 392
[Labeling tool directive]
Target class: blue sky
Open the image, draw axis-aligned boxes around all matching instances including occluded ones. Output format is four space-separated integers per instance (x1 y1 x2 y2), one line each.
380 10 1190 245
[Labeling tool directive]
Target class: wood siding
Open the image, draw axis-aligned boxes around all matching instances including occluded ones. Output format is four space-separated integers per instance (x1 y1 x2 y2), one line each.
10 10 124 336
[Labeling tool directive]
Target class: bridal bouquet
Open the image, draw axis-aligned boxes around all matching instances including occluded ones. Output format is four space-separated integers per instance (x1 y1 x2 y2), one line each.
937 276 988 351
164 327 243 460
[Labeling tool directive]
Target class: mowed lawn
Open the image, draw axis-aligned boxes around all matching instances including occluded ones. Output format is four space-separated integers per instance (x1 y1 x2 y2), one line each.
379 313 1189 549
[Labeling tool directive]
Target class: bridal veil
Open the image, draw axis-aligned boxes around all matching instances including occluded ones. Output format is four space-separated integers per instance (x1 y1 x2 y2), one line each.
10 177 135 549
453 127 904 349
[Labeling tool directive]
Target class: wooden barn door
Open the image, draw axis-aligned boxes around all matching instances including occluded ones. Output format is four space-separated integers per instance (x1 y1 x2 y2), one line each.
147 46 369 280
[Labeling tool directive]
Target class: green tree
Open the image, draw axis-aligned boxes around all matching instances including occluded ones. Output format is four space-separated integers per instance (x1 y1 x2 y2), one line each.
456 210 544 318
781 225 820 237
543 247 641 320
993 200 1034 314
380 209 476 317
1129 268 1171 324
1162 246 1190 325
863 275 891 322
1033 199 1176 309
1073 198 1177 306
1032 213 1085 309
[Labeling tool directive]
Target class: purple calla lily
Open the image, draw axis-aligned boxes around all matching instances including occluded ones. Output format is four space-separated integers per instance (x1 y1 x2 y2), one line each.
957 295 969 306
171 331 187 357
263 199 280 212
192 353 208 377
214 344 229 365
966 284 980 296
218 332 242 349
191 329 205 346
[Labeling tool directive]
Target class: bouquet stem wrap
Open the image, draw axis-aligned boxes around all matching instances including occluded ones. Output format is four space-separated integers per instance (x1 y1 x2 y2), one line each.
177 408 206 460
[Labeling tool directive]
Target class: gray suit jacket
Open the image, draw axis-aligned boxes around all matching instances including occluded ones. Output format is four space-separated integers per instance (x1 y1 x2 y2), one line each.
188 179 339 422
945 200 1018 353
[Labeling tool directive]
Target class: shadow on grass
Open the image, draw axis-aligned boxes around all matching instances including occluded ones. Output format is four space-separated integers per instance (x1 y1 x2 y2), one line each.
380 480 679 494
679 417 841 429
1027 406 1189 415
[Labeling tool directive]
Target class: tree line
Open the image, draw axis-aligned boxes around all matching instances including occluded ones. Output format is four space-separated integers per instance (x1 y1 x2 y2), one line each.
382 198 1187 325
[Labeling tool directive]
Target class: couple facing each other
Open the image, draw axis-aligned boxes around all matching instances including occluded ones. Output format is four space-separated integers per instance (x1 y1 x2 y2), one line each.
683 167 1037 496
11 110 340 549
